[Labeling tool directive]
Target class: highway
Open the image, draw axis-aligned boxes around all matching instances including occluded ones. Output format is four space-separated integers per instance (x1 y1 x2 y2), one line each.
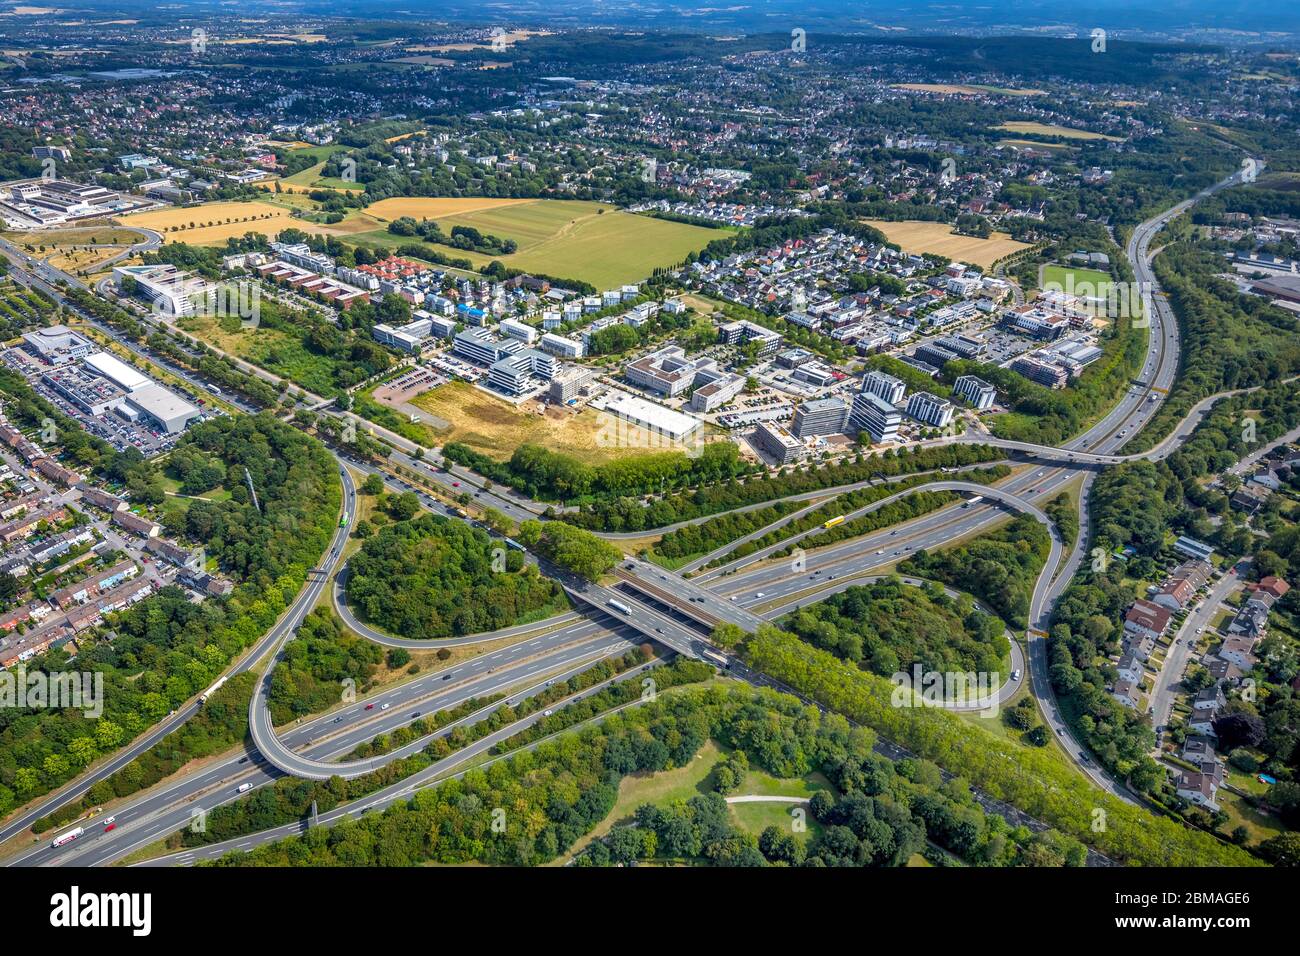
0 164 1253 863
22 647 652 868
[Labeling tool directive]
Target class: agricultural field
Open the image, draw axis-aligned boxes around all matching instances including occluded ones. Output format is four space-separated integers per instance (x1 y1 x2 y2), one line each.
862 219 1031 267
355 197 724 287
116 199 367 245
399 379 668 463
995 121 1122 141
894 83 1045 96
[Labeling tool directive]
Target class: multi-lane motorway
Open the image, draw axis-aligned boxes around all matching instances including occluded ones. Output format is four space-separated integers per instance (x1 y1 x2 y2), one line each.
0 165 1253 866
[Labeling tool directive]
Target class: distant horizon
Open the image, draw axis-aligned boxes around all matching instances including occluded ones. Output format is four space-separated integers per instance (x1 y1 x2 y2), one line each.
5 0 1299 40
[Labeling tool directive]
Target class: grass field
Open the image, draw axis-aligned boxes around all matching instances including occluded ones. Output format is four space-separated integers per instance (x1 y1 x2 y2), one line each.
174 312 343 397
357 197 724 288
1040 263 1139 321
996 121 1122 142
403 380 670 463
862 219 1031 268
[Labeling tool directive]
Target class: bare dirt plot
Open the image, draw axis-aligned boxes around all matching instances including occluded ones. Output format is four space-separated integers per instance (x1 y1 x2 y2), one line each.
862 220 1031 268
401 380 666 463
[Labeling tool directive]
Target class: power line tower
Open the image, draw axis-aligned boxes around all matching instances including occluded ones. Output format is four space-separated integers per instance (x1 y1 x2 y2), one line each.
244 467 261 512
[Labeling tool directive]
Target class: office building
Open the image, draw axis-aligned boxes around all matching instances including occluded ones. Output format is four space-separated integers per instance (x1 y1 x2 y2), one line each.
905 391 954 428
753 421 805 464
860 369 906 405
792 398 849 438
952 374 996 411
849 392 901 443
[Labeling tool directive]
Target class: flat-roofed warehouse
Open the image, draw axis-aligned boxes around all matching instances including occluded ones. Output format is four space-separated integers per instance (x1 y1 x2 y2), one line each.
80 350 201 434
600 393 701 442
123 384 201 435
83 351 151 392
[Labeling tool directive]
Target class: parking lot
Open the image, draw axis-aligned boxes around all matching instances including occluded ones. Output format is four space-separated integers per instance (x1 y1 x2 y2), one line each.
2 347 204 457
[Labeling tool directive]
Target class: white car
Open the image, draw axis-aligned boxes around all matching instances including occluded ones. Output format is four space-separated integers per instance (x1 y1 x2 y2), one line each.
380 703 390 710
543 709 553 717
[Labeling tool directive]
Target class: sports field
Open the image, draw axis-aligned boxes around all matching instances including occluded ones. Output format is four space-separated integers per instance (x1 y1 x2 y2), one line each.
862 220 1031 268
995 121 1122 142
356 198 723 288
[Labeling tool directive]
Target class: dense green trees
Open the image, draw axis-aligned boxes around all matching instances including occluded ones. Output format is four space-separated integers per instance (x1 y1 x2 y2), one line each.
742 625 1254 866
902 515 1052 628
781 578 1009 679
268 609 383 725
518 519 622 582
1 414 340 815
1136 243 1300 450
346 514 566 638
564 443 1006 534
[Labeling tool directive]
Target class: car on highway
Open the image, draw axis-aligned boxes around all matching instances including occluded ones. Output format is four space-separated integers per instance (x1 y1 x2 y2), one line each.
381 703 390 710
237 783 253 793
103 816 116 826
1012 670 1021 681
543 709 553 717
365 703 375 710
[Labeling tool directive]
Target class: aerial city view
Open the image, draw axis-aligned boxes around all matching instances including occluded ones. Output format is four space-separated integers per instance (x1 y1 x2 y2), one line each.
0 0 1298 934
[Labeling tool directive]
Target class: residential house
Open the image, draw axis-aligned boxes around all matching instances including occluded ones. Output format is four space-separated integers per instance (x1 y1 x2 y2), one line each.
1124 599 1172 644
1175 760 1224 811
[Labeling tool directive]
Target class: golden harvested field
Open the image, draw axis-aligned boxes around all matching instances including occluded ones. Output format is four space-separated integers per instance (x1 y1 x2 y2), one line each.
894 83 1045 97
996 121 1121 141
364 197 536 220
116 200 369 246
862 220 1031 268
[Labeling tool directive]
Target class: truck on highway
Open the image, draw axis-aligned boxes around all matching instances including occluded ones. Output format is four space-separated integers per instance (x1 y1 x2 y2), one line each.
701 648 731 669
607 598 631 615
50 827 83 848
199 675 227 705
823 515 846 530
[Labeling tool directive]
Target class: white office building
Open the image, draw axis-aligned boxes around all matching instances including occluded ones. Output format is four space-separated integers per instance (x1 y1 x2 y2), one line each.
860 369 907 405
906 391 954 428
539 332 585 359
849 392 901 443
952 375 997 411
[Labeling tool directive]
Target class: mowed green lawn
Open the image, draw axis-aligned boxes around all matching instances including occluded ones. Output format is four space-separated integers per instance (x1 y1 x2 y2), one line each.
354 198 727 288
